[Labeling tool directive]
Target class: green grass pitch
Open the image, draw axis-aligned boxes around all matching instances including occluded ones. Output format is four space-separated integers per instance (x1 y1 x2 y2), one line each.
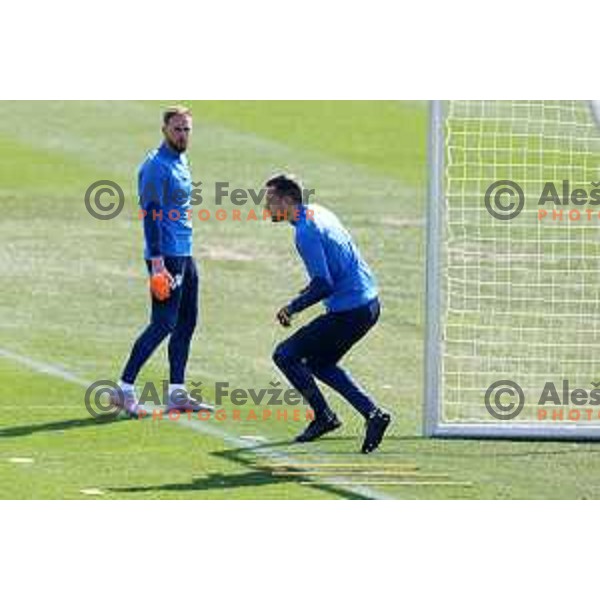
1 100 599 499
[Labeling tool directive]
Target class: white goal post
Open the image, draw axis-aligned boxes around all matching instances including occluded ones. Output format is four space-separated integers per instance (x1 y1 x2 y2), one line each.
424 100 600 439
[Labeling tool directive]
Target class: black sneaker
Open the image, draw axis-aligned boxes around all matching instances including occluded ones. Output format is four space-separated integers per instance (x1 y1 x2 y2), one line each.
361 408 391 454
295 414 341 443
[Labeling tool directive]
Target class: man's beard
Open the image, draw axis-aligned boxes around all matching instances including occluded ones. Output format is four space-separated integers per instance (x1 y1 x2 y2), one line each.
167 139 186 153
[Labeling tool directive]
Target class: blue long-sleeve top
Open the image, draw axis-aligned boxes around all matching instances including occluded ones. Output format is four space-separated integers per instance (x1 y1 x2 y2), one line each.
286 204 378 314
138 142 193 258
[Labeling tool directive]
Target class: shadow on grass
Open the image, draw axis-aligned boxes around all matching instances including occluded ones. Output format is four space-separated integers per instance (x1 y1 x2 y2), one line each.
0 416 127 438
109 439 374 499
110 469 302 494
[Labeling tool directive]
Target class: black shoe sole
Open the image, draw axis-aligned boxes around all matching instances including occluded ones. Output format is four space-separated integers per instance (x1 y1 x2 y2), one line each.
295 419 342 443
361 413 391 454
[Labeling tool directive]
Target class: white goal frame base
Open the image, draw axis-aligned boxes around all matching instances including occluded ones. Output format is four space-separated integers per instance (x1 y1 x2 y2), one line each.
428 422 600 440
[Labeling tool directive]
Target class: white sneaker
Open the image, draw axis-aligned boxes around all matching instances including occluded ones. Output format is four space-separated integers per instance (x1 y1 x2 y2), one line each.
166 388 215 413
110 384 142 418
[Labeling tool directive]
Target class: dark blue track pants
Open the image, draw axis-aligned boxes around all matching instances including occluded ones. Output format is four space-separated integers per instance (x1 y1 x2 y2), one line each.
122 256 198 385
273 298 380 419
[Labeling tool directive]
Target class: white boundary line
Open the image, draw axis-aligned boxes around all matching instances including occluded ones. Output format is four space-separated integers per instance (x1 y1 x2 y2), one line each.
0 346 395 500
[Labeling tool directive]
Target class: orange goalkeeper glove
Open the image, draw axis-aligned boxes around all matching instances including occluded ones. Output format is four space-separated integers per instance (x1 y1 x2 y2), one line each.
150 271 172 301
149 258 174 302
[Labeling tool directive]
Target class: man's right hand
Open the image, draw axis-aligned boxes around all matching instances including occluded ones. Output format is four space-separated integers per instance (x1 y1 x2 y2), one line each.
150 257 174 301
151 256 167 275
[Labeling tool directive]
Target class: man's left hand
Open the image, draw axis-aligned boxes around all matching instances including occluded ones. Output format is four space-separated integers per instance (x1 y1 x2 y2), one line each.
276 306 292 327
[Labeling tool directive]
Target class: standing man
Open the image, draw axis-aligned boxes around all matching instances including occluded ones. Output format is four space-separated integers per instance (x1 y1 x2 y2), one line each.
114 106 212 416
266 175 391 453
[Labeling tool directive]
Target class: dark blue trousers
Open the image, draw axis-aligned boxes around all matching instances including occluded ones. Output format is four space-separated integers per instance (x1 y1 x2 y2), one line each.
122 256 198 385
273 298 380 419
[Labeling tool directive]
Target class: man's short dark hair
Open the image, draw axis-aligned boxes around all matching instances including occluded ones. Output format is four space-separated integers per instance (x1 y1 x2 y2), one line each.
266 174 303 204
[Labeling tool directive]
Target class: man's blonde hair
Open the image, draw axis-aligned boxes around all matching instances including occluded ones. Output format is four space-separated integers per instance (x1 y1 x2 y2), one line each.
162 105 192 126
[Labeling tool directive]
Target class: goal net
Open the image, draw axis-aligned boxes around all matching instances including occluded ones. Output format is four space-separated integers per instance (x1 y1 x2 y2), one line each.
425 100 600 438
